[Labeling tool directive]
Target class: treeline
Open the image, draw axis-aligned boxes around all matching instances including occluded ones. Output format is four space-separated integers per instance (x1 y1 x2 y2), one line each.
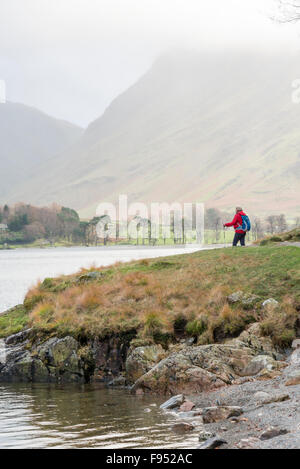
206 208 299 243
0 203 101 245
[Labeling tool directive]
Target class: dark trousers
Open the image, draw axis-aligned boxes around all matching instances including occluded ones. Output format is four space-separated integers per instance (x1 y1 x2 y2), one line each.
233 232 246 246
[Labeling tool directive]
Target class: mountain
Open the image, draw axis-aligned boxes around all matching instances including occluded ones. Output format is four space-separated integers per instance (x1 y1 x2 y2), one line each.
0 101 83 200
2 50 300 217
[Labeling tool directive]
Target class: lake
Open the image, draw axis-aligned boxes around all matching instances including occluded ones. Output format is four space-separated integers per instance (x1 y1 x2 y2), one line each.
0 245 208 449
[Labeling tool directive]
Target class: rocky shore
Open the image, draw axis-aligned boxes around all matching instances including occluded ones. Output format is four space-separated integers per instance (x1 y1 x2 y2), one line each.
158 344 300 449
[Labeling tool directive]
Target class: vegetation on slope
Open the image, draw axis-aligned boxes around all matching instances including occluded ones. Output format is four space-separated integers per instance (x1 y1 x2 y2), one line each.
259 228 300 246
0 246 299 348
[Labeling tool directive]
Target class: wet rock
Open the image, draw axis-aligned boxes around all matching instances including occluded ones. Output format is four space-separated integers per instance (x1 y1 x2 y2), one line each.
199 431 216 442
198 437 227 450
171 422 195 433
179 400 195 412
202 406 243 424
160 394 185 410
125 344 166 384
260 427 289 441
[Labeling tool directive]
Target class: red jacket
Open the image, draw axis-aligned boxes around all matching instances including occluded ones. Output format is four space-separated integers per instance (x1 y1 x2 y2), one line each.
225 211 246 233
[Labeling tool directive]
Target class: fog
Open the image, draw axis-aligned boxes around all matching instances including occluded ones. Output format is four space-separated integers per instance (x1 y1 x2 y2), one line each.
0 0 299 126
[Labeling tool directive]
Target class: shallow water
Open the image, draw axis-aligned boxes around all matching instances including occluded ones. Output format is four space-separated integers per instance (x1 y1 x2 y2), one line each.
0 383 200 449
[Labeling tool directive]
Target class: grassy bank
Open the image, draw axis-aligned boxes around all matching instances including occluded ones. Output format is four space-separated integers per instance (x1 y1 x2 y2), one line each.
259 228 300 246
1 245 299 347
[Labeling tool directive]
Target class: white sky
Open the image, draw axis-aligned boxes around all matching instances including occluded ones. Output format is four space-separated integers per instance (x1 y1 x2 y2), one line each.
0 0 299 126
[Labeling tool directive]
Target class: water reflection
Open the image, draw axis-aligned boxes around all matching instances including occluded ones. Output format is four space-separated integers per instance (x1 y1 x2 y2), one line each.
0 384 199 448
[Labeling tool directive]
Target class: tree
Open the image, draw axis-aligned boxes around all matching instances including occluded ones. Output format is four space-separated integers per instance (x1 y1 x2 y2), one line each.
277 214 288 233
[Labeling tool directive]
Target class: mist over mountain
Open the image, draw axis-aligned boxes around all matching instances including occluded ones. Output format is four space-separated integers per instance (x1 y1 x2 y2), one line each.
2 50 300 217
0 102 83 199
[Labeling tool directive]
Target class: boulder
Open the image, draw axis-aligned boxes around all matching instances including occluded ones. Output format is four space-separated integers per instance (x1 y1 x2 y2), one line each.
198 437 227 450
179 400 195 412
202 406 243 424
241 355 284 377
232 323 275 356
260 427 289 441
125 344 166 384
36 336 84 382
199 431 216 442
171 422 195 433
160 394 185 410
292 339 300 349
131 342 256 395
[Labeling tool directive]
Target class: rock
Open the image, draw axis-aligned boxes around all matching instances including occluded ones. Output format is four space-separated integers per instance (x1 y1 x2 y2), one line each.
236 437 259 449
179 400 195 412
160 394 185 410
292 339 300 349
256 369 282 380
242 355 284 377
262 298 279 309
202 406 243 424
107 375 127 387
227 291 243 304
262 393 290 405
5 329 32 345
199 431 216 442
285 370 300 386
227 291 260 308
260 427 289 441
232 323 275 356
125 344 166 384
132 342 256 395
253 391 271 402
171 422 195 433
198 437 227 450
290 348 300 366
36 336 84 382
77 271 104 282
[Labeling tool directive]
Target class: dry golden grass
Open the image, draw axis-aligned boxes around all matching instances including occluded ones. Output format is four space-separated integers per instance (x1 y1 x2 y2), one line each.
4 245 297 347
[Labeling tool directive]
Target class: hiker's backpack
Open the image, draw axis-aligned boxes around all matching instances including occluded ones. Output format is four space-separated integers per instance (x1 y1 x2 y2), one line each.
241 214 251 232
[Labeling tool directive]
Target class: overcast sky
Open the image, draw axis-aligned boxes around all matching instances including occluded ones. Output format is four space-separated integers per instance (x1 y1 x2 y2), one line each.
0 0 299 127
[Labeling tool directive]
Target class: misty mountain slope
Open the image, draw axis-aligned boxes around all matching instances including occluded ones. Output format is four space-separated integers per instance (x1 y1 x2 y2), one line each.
0 102 83 199
4 50 300 216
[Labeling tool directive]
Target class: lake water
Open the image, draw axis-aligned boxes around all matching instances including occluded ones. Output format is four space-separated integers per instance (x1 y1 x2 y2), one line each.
0 245 208 449
0 245 206 313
